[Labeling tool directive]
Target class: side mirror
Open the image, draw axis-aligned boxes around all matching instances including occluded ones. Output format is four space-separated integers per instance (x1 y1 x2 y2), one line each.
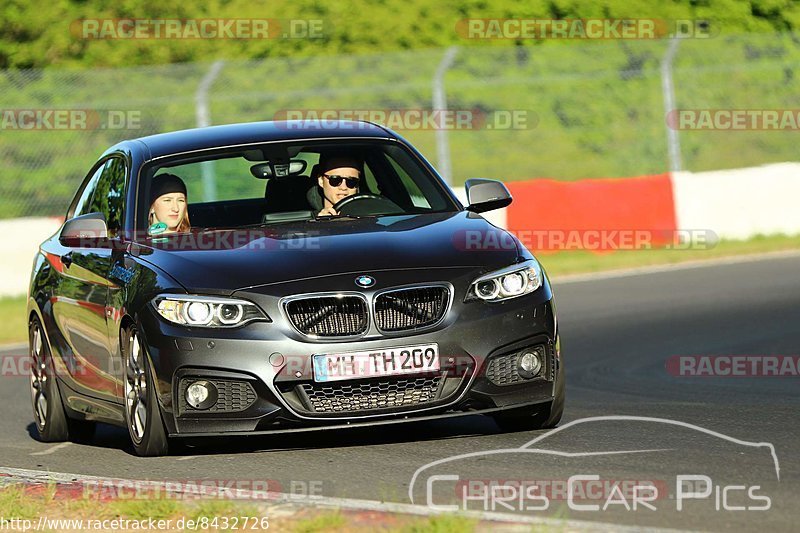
59 212 109 248
465 178 512 213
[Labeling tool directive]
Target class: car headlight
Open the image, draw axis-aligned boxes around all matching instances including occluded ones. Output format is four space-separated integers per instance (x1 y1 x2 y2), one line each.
466 260 542 302
152 294 270 328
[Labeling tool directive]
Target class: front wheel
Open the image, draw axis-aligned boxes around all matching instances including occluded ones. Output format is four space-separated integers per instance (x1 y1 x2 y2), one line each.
123 326 169 457
29 318 96 443
29 319 69 442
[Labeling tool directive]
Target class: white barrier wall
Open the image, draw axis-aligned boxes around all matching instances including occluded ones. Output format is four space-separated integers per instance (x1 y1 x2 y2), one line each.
0 217 62 298
672 162 800 240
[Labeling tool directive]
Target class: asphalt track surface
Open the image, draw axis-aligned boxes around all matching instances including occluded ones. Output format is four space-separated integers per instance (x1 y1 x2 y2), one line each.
1 254 798 531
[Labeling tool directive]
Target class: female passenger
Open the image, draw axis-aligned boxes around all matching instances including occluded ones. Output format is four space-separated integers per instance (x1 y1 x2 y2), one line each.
148 173 190 234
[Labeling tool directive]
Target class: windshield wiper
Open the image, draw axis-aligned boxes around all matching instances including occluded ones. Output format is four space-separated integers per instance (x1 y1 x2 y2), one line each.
313 213 370 221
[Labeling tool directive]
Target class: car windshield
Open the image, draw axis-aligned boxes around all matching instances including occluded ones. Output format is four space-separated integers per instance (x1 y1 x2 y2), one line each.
138 140 459 236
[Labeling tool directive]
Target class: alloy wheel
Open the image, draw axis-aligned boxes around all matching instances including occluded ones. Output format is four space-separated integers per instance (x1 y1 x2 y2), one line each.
29 324 48 430
124 332 148 443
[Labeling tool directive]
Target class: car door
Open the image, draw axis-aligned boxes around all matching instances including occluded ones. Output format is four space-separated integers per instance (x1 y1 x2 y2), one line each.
94 157 130 399
50 157 126 403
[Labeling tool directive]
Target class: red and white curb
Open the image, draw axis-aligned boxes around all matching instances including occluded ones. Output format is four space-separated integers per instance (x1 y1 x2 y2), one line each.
0 466 684 532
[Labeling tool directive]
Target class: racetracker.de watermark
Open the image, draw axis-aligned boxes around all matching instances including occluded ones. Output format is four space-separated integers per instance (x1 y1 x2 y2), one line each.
667 109 800 130
69 229 717 253
453 229 718 252
19 477 328 501
666 355 800 377
0 109 141 130
456 18 716 40
70 230 324 252
70 18 324 40
273 108 536 130
1 354 90 378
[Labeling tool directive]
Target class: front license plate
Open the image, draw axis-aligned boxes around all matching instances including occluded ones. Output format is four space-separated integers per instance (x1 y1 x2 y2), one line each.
313 343 440 383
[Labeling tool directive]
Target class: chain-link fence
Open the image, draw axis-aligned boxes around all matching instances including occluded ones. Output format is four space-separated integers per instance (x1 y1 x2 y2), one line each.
1 33 799 219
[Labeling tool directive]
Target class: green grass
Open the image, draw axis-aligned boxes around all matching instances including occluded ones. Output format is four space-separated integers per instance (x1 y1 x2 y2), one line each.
0 486 484 532
0 485 47 520
0 296 27 346
291 510 347 532
105 498 183 521
401 514 477 533
189 499 261 523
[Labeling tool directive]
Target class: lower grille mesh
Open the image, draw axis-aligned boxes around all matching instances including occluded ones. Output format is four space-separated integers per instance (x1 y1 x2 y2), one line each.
179 379 257 414
485 345 551 386
486 352 524 386
300 375 441 413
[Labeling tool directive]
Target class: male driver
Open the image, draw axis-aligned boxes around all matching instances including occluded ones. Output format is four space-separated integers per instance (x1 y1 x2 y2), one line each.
315 155 362 216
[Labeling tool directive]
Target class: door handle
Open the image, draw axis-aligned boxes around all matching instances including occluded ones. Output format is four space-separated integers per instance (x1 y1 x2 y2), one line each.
61 252 73 268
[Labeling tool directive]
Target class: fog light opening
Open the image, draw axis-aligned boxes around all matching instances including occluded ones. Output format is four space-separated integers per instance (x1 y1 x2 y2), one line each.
518 348 544 379
185 380 218 410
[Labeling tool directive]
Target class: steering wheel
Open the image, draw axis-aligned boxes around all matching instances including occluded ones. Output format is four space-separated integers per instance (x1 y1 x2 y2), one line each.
333 193 402 216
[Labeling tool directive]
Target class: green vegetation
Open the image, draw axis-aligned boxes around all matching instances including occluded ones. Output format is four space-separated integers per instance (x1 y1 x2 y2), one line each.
105 497 182 521
401 514 477 533
0 484 44 520
189 499 261 523
0 296 27 346
0 484 495 532
2 0 799 69
3 32 800 218
2 2 800 217
291 510 347 532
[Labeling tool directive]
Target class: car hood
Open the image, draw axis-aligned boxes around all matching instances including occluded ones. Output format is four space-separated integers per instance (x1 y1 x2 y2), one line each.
132 211 520 293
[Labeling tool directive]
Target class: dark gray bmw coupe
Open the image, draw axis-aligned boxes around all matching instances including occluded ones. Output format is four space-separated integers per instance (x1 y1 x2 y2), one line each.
27 120 563 456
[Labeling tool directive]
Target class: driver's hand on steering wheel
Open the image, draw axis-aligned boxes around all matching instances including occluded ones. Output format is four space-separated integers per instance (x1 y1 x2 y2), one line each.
317 206 338 217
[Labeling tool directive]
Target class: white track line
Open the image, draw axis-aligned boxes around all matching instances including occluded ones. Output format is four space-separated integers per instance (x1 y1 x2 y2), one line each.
551 249 800 284
29 442 72 456
0 466 687 532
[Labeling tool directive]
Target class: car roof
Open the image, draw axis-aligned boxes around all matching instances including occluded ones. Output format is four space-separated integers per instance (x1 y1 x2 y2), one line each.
119 120 397 160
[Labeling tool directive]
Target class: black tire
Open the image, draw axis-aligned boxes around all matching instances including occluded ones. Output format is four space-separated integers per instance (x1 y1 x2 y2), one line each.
30 318 99 444
122 325 169 457
67 418 97 444
29 318 69 442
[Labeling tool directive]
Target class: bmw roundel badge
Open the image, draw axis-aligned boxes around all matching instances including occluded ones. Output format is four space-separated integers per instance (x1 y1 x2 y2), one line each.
355 275 376 288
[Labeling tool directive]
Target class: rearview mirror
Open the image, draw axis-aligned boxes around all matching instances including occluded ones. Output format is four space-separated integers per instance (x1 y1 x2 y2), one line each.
59 212 109 248
464 178 512 213
251 160 308 179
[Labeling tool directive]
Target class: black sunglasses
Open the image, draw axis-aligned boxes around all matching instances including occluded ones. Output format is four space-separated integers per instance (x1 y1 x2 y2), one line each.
322 174 360 189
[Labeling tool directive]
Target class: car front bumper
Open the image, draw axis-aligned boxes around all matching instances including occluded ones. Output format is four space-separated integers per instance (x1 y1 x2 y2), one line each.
138 270 560 437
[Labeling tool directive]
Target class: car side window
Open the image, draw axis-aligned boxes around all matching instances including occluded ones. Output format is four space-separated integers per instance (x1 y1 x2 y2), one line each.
68 164 104 220
385 156 430 208
87 157 127 237
362 162 380 194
